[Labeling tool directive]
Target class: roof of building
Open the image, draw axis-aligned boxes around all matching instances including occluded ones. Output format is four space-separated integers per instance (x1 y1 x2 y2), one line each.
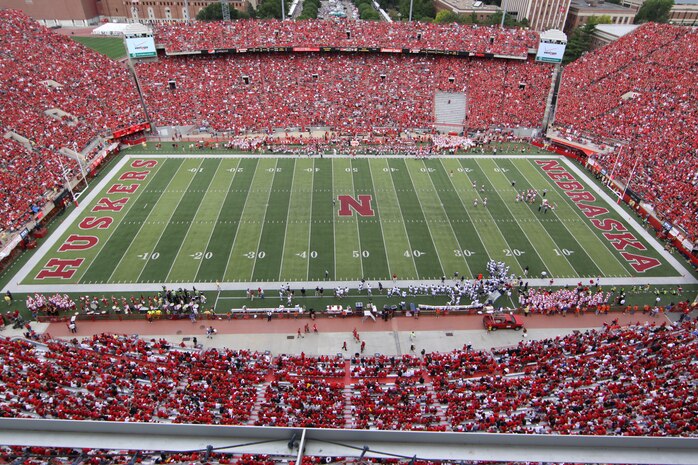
569 0 636 12
594 24 641 37
674 0 698 4
437 0 500 12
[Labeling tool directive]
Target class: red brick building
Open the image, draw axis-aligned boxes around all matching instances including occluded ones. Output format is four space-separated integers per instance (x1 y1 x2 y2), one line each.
0 0 251 26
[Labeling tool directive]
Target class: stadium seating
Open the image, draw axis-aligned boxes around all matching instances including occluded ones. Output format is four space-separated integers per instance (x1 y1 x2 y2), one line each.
2 321 697 436
554 23 698 241
135 54 551 133
154 20 539 58
0 10 145 234
0 139 72 232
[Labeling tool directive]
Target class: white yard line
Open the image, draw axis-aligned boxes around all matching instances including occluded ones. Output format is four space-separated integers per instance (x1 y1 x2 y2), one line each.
191 159 241 280
332 160 337 281
366 160 394 281
479 160 561 277
514 159 630 278
163 161 221 283
492 158 577 275
305 159 316 280
276 160 296 281
349 158 365 280
426 159 473 279
221 161 260 282
440 160 504 275
404 161 447 280
249 159 280 282
383 159 419 278
131 159 204 284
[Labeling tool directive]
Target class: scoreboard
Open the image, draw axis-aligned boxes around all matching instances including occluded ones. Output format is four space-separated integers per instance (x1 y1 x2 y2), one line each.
536 30 567 64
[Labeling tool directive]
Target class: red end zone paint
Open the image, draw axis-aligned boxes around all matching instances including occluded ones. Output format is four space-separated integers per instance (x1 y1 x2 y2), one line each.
535 159 661 273
35 160 158 280
338 194 375 217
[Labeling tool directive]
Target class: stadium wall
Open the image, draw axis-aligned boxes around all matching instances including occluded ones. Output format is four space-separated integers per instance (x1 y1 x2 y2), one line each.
1 418 698 464
0 0 100 26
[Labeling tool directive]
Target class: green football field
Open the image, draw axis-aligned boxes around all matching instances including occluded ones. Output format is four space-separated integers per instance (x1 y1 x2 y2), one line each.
17 154 691 289
71 36 126 60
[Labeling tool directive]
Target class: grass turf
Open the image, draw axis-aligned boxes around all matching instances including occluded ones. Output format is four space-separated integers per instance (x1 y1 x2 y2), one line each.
20 155 685 287
71 36 126 60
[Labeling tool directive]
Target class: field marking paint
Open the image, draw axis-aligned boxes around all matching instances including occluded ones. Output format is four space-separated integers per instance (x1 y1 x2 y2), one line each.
490 158 578 275
221 161 260 282
561 157 695 280
306 159 316 279
366 160 393 281
478 159 559 277
349 159 365 280
514 159 629 278
188 158 241 280
403 161 447 279
249 158 280 282
132 159 204 283
331 160 337 281
426 159 473 279
163 160 225 282
276 159 297 281
10 155 132 287
9 154 696 294
71 158 166 284
450 159 524 276
384 160 419 278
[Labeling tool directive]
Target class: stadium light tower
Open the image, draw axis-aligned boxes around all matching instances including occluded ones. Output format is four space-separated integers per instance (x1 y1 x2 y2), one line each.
221 0 231 20
409 0 413 21
500 0 508 27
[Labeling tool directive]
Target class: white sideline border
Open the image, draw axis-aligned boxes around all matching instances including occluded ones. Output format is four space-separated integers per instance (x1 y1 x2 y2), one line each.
6 154 697 294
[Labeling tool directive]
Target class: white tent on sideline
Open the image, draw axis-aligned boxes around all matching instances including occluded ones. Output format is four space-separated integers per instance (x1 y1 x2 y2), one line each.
92 22 150 36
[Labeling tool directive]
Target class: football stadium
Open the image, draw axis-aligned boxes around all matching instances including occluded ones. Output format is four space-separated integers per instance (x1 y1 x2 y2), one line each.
0 3 697 465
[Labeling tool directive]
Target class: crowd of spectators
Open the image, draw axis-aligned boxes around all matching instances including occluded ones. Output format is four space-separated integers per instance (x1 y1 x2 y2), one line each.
554 23 698 241
350 354 422 378
275 354 345 378
350 379 443 430
0 10 145 235
154 20 539 58
1 320 697 435
0 139 70 232
135 53 551 134
256 379 344 427
518 286 610 315
0 10 145 148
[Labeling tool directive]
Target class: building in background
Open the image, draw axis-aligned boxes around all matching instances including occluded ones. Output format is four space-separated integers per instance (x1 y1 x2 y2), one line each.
667 0 698 24
504 0 571 31
0 0 100 26
97 0 252 23
564 0 635 34
590 23 639 49
621 0 698 24
0 0 254 25
434 0 500 23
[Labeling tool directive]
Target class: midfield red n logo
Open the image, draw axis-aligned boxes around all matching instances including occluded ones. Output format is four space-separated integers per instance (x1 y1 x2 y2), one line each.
338 195 375 217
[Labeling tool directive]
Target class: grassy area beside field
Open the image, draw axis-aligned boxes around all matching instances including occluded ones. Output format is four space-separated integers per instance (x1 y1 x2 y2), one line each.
71 36 126 60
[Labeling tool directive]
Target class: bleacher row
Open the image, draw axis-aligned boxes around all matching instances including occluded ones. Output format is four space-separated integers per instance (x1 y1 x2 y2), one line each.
1 321 697 435
153 20 540 57
134 54 552 133
0 10 145 233
0 9 696 248
0 449 561 465
554 22 698 241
